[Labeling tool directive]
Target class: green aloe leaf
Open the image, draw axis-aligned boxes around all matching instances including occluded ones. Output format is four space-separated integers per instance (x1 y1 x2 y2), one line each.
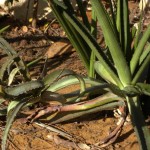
62 11 123 87
76 0 90 30
50 0 123 87
0 37 30 81
49 101 125 124
53 0 67 9
43 69 88 101
131 25 137 41
2 100 27 150
139 43 150 64
117 0 131 60
63 84 109 102
91 0 131 86
108 0 117 33
136 83 150 96
5 80 44 97
0 37 17 56
94 61 117 85
130 25 150 75
8 68 19 86
134 13 143 49
56 92 124 113
132 53 150 84
50 1 91 71
0 55 17 82
46 75 105 92
126 96 150 150
0 25 10 34
43 69 77 87
89 7 97 78
7 100 20 112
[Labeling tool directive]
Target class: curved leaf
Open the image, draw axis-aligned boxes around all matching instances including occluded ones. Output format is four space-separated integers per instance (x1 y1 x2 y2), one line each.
5 80 44 97
0 37 30 81
0 37 17 56
7 100 20 113
8 68 19 86
0 56 17 82
0 25 10 34
46 75 105 92
43 69 75 87
2 100 27 150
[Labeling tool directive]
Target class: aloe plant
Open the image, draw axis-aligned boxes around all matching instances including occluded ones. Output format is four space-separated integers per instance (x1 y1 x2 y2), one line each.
49 0 150 149
0 0 150 149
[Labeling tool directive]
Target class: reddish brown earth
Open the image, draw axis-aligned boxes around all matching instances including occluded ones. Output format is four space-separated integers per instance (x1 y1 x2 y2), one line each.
0 1 149 150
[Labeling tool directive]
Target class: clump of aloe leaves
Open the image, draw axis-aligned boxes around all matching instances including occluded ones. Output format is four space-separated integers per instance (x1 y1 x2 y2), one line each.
49 0 150 149
0 0 150 149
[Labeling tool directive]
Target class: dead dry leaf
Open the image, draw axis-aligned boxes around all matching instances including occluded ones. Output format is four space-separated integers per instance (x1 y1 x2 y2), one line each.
45 39 74 58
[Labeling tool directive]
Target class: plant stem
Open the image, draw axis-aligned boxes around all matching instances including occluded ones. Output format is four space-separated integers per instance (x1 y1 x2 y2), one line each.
126 96 150 150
